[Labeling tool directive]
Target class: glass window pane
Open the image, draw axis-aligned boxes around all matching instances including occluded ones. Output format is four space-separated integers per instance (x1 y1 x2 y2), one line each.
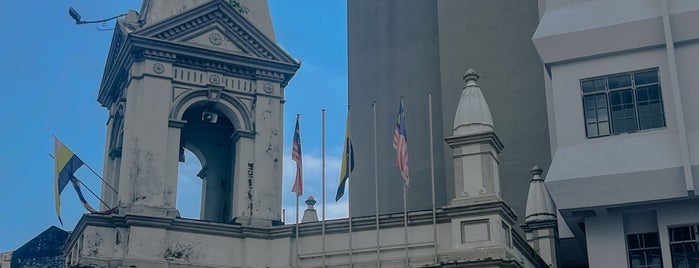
608 76 619 89
630 251 646 267
611 92 621 105
635 72 647 85
584 95 594 105
620 74 632 87
645 70 659 84
596 94 608 107
598 108 608 122
594 78 605 91
637 88 649 102
650 114 665 129
586 110 596 123
629 234 641 249
647 249 662 266
672 244 688 268
582 81 595 93
599 122 610 135
649 85 661 99
644 233 660 247
672 227 693 242
587 124 598 137
687 243 699 268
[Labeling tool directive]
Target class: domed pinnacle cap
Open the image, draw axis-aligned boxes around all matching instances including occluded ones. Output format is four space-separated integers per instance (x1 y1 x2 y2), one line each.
463 68 480 85
525 165 557 224
305 196 316 207
530 165 544 178
453 68 495 136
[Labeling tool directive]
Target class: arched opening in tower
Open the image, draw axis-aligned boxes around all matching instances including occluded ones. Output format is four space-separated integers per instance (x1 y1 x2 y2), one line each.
176 148 203 219
178 106 237 222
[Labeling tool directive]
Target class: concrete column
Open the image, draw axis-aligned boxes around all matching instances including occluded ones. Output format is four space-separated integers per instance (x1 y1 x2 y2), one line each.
231 131 255 223
117 60 175 217
164 120 186 215
250 93 283 224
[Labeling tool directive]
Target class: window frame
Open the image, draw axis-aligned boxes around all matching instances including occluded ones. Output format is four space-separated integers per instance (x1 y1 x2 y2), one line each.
580 68 666 139
668 224 699 268
626 232 663 268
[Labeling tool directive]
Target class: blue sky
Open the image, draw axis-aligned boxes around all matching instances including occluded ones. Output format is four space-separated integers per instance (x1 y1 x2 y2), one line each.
0 0 348 252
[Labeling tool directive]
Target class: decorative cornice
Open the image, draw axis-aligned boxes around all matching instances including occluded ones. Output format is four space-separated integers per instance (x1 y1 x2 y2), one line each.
98 34 298 107
445 131 504 153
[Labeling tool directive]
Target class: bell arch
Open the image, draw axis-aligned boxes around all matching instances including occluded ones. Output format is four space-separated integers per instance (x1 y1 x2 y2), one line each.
170 88 253 132
168 88 256 223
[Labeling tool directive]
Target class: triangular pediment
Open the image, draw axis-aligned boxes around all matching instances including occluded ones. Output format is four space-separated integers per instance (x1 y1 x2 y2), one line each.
181 26 245 53
132 0 297 65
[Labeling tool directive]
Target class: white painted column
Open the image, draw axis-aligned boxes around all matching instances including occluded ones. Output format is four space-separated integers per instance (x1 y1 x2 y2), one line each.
117 60 176 217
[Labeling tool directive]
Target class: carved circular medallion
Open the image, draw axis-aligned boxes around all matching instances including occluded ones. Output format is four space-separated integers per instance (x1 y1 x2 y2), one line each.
209 33 223 46
209 74 221 85
152 63 165 74
263 83 274 94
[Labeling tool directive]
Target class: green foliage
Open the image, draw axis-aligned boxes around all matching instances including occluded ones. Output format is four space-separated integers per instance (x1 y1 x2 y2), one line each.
228 0 249 14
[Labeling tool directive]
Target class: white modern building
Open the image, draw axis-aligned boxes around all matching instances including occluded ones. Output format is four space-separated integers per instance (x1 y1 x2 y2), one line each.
533 0 699 267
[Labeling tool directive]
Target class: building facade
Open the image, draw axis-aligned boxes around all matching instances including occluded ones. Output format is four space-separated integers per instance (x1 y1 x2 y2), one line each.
60 1 555 267
347 0 551 224
534 0 699 267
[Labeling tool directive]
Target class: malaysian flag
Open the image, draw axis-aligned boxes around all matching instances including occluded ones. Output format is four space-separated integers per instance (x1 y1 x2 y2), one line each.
393 99 410 188
291 116 303 196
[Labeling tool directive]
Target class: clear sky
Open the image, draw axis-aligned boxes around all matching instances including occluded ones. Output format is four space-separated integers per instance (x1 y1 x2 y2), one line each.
0 0 348 252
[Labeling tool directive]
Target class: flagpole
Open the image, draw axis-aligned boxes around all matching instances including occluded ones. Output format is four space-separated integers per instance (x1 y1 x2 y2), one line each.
401 97 409 267
321 109 326 268
372 100 381 267
295 196 299 267
52 135 117 194
347 105 353 268
295 114 301 268
49 153 112 210
428 93 438 264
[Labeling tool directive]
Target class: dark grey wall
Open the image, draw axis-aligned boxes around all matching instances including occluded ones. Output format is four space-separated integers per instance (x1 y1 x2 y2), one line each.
347 0 550 223
347 0 446 215
436 0 551 222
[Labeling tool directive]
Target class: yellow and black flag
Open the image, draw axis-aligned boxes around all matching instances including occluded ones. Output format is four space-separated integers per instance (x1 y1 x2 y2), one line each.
335 112 354 201
54 137 84 225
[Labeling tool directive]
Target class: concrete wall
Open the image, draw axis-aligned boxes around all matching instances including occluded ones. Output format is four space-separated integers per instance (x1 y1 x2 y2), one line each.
534 1 699 266
65 205 548 268
436 0 549 222
347 0 445 216
585 213 627 268
582 199 699 268
540 1 699 211
347 0 550 224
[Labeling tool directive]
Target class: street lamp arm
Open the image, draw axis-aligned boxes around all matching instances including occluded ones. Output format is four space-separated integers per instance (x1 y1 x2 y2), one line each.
69 7 126 25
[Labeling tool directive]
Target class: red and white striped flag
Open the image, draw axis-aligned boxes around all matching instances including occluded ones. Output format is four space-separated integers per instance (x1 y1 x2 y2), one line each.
291 116 303 196
393 99 410 188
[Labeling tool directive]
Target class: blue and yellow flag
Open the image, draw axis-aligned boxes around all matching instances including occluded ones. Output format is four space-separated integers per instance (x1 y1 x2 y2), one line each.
335 113 354 201
54 137 84 225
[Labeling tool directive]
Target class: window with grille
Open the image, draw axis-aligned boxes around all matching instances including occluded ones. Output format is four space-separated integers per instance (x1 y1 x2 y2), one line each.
627 232 663 268
669 224 699 268
581 69 665 138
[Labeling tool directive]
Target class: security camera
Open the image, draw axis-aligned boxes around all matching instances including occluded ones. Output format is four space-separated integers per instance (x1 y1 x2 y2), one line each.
202 111 218 124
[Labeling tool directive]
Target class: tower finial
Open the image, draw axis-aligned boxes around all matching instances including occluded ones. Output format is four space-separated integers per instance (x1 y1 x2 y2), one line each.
530 165 543 177
463 68 479 85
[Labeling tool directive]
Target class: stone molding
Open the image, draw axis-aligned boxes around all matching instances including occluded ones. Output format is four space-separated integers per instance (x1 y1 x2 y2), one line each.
97 0 300 108
445 131 504 154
